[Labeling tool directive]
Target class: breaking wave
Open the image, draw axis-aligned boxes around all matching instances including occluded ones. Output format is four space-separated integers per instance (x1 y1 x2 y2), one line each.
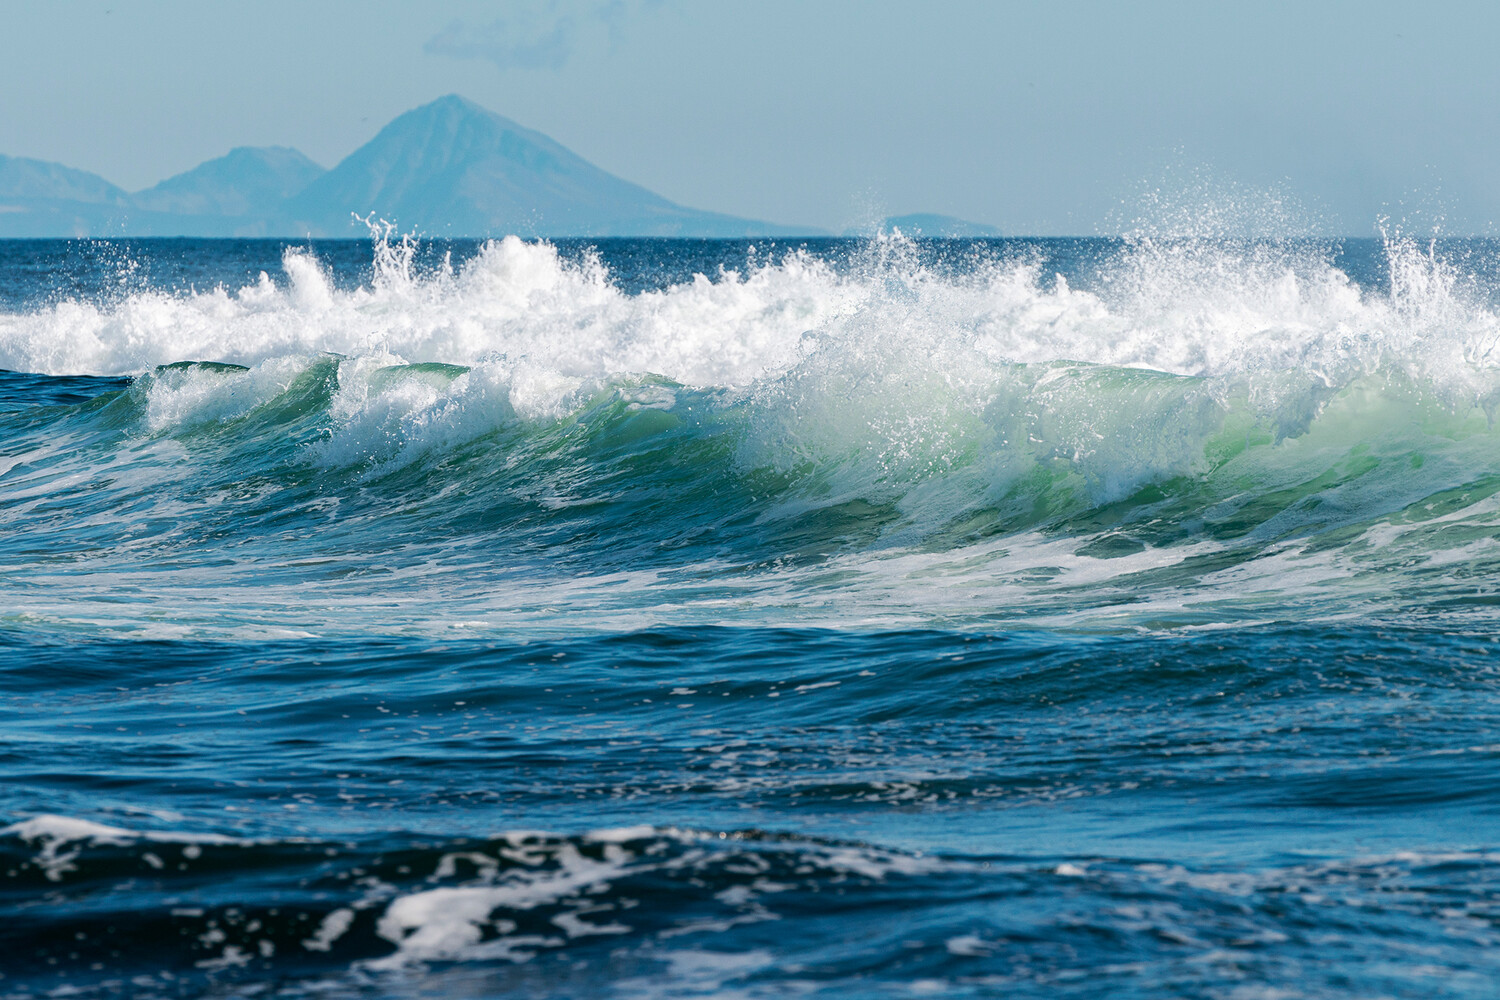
5 231 1500 634
4 227 1500 384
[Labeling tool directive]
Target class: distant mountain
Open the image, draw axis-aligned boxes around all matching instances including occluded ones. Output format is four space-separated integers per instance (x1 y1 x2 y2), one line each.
846 213 1002 238
0 155 125 204
132 147 325 218
286 95 811 238
0 148 324 237
0 156 130 237
0 96 820 238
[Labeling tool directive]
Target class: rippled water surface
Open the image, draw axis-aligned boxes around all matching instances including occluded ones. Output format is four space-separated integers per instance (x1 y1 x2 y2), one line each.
3 235 1500 997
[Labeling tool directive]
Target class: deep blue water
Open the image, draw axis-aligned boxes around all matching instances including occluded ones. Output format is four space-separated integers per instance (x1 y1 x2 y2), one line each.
4 234 1500 997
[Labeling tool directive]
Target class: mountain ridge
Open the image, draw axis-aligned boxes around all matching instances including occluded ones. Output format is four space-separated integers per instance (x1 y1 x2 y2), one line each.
0 96 822 238
0 155 127 205
133 147 327 218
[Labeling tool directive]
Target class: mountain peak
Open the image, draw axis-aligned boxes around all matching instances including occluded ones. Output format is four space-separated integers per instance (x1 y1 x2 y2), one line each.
0 155 125 204
289 95 809 237
423 93 490 114
132 146 325 217
391 94 522 135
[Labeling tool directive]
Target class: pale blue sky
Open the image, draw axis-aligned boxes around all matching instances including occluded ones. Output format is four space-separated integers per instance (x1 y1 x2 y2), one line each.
1 0 1495 235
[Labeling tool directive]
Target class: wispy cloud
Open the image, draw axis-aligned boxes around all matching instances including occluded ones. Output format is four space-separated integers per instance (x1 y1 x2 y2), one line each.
425 1 644 72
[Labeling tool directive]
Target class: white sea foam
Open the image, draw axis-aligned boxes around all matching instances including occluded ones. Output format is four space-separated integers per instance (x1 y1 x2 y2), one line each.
3 230 1496 394
0 235 840 384
356 827 961 973
1 814 140 845
367 840 635 968
1 813 239 845
1 814 240 883
302 908 356 953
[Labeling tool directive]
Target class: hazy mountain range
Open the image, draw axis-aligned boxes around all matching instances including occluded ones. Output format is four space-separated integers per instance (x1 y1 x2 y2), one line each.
0 96 997 239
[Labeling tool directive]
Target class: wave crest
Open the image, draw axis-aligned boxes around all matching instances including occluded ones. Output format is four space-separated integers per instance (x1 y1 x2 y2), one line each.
9 232 1500 631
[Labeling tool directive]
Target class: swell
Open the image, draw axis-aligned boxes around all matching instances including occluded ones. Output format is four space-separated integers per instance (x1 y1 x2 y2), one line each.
6 625 1496 824
6 815 1500 998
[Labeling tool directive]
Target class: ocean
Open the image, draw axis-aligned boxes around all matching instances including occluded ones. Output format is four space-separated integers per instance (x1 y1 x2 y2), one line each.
2 232 1499 997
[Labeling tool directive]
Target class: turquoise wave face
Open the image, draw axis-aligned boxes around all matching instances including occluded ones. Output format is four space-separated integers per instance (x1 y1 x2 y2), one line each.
4 348 1500 636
